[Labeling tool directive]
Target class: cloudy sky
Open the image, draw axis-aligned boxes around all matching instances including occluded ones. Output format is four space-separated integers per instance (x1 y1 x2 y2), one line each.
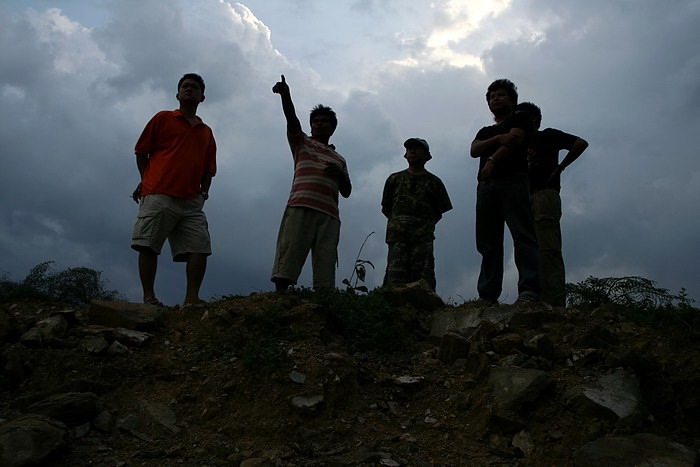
2 0 699 306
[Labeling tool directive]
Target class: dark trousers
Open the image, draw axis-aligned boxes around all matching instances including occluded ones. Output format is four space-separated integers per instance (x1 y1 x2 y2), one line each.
475 174 541 302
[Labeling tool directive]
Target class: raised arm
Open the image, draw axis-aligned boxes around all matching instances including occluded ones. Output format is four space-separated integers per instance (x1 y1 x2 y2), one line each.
272 75 302 135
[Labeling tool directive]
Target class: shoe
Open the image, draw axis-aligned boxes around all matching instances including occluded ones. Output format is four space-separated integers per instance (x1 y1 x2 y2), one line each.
144 297 165 307
513 294 538 306
272 277 294 293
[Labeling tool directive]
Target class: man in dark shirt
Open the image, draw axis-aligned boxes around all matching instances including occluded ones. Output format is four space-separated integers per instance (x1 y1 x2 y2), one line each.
517 102 589 307
470 79 541 305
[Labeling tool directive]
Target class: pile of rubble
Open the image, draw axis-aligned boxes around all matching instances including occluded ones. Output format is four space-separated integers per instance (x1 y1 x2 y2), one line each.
0 285 698 465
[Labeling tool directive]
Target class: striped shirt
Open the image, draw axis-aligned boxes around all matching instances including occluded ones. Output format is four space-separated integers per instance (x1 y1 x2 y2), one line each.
286 132 349 220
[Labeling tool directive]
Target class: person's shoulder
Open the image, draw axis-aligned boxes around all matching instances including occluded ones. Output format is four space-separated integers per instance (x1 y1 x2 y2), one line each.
158 109 179 117
321 140 346 161
424 170 448 187
430 171 447 183
199 117 213 130
510 112 532 129
478 123 497 132
387 169 408 180
542 127 577 140
286 129 306 145
295 131 314 142
148 109 174 119
142 110 174 127
332 148 347 162
474 124 496 139
541 127 563 135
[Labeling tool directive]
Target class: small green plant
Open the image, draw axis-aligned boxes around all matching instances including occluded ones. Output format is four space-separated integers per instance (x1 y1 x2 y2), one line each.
342 232 375 294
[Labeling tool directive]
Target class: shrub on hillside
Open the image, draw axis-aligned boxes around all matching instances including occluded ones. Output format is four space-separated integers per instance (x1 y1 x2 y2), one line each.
566 275 698 326
0 261 122 304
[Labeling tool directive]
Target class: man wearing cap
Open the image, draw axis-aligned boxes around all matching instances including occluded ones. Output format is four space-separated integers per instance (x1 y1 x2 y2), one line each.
381 138 453 290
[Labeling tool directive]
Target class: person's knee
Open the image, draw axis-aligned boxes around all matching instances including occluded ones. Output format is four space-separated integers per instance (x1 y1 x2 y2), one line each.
134 245 158 256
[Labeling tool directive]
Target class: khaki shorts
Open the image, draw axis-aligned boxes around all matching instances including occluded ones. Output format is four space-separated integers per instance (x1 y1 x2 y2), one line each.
131 194 211 262
271 206 340 288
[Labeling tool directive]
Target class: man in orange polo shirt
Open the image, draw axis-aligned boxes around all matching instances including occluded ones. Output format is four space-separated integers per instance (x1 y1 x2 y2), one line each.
130 73 217 306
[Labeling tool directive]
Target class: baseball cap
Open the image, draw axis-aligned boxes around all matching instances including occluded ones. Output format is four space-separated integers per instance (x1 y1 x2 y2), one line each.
404 138 431 160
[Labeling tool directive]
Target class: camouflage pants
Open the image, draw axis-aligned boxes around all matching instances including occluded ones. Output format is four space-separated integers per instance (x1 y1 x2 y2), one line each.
384 240 436 290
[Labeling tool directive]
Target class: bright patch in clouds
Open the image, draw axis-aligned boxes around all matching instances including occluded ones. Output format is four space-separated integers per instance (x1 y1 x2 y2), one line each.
393 0 549 71
425 0 511 68
27 8 108 73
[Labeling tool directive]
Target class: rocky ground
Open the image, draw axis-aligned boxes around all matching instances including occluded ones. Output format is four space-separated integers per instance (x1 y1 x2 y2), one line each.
1 285 699 466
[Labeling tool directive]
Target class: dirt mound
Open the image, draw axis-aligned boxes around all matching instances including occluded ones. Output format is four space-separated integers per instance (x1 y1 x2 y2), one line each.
1 291 699 466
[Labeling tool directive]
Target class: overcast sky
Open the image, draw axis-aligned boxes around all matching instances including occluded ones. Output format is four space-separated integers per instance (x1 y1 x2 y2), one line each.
1 0 699 306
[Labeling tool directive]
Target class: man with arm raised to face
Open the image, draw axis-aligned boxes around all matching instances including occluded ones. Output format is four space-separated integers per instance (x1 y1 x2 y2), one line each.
470 79 540 305
270 75 352 292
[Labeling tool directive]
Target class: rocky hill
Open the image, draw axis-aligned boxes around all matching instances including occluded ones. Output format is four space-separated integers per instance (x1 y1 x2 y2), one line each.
1 284 699 466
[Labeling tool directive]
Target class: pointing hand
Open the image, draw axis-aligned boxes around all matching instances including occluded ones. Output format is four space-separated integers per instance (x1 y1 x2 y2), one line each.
272 74 289 94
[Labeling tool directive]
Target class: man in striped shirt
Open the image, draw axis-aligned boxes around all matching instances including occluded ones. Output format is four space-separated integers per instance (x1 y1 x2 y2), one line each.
270 75 352 292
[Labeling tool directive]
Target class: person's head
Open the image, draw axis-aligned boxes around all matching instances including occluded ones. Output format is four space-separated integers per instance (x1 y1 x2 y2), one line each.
403 138 431 166
176 73 206 105
516 102 542 130
309 104 337 138
486 79 518 118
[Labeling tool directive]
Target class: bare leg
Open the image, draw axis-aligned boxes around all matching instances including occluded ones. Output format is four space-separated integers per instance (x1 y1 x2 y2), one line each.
185 253 207 303
138 250 159 303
